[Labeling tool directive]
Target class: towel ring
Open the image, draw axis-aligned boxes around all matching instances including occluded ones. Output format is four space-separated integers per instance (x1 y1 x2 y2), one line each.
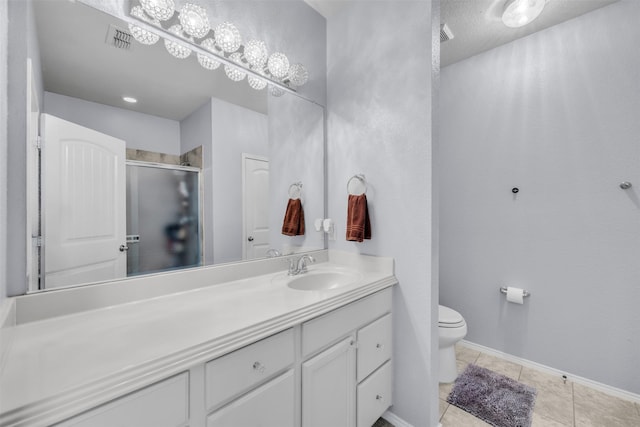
347 174 367 195
288 182 303 199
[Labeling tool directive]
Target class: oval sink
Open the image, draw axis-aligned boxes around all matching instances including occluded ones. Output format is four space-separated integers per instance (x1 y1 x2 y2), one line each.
287 270 361 291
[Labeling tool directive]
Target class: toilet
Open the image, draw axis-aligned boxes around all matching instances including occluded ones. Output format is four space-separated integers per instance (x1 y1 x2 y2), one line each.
438 305 467 383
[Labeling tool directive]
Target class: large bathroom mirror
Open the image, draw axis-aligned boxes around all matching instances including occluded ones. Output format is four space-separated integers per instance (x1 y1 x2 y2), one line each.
27 0 326 292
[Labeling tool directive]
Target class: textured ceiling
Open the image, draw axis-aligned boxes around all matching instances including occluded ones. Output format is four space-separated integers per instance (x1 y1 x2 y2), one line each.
441 0 620 67
306 0 620 67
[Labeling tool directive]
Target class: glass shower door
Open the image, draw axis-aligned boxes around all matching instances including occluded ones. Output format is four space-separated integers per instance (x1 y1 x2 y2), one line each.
126 162 201 276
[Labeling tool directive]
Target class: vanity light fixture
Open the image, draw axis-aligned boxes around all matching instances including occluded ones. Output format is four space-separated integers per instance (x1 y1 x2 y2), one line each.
129 6 160 45
502 0 548 28
179 3 210 39
224 53 247 81
128 0 309 94
197 38 221 70
139 0 175 22
122 96 138 103
164 24 192 59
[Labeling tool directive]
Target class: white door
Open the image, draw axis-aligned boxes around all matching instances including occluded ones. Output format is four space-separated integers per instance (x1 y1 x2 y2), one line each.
41 114 126 289
302 336 357 427
242 154 269 259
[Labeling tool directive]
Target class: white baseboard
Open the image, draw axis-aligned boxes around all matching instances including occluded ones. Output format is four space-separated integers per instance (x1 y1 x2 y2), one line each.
382 410 414 427
460 340 640 404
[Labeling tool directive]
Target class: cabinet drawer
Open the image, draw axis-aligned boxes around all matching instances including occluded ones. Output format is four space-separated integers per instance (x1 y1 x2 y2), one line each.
357 313 392 382
205 328 294 410
357 361 392 427
55 373 189 427
302 288 392 357
207 370 295 427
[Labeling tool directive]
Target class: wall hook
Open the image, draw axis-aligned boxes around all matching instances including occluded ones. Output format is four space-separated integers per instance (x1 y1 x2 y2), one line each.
620 182 632 190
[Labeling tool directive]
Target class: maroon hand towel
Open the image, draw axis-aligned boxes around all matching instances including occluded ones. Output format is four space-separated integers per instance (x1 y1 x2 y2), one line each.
282 198 305 236
346 194 371 242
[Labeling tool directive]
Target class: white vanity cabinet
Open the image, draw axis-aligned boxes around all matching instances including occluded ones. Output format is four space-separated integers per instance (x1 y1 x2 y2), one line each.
302 336 357 427
206 370 295 427
205 328 295 427
54 373 189 427
301 288 393 427
8 283 396 427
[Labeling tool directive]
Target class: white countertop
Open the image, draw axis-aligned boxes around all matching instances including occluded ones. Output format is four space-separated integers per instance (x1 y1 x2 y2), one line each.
0 252 396 426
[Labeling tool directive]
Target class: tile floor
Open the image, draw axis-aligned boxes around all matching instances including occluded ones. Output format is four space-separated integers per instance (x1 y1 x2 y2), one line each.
376 344 640 427
438 344 640 426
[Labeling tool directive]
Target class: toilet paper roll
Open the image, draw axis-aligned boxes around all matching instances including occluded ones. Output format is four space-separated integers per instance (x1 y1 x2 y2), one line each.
506 286 524 304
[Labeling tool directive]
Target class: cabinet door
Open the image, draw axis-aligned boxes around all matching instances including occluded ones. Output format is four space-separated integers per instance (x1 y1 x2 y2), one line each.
357 361 392 427
302 336 356 427
207 370 295 427
55 373 189 427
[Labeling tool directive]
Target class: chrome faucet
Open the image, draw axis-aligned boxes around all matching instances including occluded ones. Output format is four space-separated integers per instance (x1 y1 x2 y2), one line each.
288 254 316 276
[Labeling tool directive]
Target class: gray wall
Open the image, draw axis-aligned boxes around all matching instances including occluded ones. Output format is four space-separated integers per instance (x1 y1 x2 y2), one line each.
440 0 640 394
268 92 325 255
181 101 213 265
0 0 7 303
210 98 267 264
327 2 438 426
44 92 181 155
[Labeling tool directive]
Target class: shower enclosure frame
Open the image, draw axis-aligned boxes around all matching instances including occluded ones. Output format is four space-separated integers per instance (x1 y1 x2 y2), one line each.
125 160 204 276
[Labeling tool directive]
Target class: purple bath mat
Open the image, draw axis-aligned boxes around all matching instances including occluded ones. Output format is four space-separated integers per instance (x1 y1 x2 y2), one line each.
447 364 537 427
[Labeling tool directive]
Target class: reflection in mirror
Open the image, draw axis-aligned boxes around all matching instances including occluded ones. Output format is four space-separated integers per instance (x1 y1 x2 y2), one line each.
30 0 325 291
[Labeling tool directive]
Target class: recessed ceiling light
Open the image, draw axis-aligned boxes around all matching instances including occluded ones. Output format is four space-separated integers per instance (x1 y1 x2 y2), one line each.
502 0 548 28
122 96 138 103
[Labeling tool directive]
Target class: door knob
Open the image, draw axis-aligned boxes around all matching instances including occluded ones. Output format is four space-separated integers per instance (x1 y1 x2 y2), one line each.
119 245 129 252
247 236 254 242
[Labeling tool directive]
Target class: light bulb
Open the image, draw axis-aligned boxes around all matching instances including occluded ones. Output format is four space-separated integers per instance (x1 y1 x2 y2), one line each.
139 0 175 22
179 3 210 39
267 52 289 79
214 22 242 53
244 40 268 68
248 68 267 90
287 63 308 87
197 38 221 70
164 25 192 59
129 6 160 45
224 53 247 82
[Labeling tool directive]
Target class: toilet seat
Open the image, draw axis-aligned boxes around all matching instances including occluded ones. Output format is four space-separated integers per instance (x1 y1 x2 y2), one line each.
439 305 465 328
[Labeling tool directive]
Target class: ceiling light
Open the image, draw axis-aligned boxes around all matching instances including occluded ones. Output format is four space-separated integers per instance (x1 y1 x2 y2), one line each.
502 0 547 28
123 96 138 103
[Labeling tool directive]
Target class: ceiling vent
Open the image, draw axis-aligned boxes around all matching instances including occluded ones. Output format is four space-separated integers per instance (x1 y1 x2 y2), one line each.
440 23 454 43
105 24 133 51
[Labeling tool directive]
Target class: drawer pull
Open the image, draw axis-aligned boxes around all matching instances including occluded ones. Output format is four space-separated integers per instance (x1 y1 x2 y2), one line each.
252 361 266 373
376 394 383 400
376 343 382 349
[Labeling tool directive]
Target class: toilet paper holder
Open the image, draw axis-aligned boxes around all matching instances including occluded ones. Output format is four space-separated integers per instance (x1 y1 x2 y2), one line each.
499 287 530 298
